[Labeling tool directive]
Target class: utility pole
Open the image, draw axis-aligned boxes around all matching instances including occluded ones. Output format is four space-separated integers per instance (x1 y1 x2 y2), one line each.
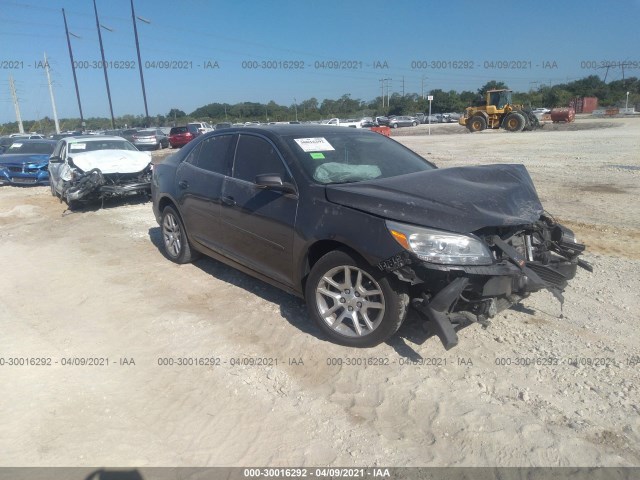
402 76 405 97
44 52 61 134
385 78 391 109
131 0 150 126
9 75 25 133
379 78 385 107
93 0 115 129
62 8 84 128
421 76 427 99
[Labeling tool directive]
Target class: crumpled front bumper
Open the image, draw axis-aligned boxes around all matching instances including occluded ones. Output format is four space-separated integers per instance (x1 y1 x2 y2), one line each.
63 168 151 202
0 166 49 185
385 223 592 349
410 258 577 349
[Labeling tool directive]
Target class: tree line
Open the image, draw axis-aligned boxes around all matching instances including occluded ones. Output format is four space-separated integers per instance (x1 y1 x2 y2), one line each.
1 75 637 134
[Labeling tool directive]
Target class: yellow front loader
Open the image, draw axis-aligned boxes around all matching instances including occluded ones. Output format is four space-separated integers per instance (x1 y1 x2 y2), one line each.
459 89 540 132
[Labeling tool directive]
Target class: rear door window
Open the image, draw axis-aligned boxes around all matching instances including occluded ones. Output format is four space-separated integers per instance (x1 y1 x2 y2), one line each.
194 135 234 175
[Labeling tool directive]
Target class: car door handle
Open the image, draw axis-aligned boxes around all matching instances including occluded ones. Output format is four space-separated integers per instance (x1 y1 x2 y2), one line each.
178 180 189 189
221 195 236 207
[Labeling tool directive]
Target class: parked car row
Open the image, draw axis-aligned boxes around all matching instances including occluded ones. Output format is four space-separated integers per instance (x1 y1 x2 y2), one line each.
414 112 462 124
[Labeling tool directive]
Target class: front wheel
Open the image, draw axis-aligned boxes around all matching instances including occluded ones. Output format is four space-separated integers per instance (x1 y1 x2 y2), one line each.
467 115 487 132
160 205 197 264
305 250 408 347
503 112 526 132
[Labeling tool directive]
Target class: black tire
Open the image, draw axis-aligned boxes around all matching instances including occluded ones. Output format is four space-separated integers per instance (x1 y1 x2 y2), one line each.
412 121 418 126
66 199 81 211
467 115 487 132
391 123 398 129
160 205 197 264
503 112 526 132
522 111 540 131
305 249 409 347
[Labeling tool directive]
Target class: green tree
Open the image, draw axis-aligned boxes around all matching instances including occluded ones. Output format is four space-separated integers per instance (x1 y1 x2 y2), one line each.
167 108 186 119
477 80 509 96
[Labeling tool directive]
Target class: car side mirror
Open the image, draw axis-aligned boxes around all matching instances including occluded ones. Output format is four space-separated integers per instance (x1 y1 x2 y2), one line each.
255 174 296 194
49 155 63 163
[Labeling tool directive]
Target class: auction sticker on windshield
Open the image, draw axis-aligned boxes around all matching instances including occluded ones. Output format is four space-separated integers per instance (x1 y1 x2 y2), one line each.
70 143 87 151
294 137 335 152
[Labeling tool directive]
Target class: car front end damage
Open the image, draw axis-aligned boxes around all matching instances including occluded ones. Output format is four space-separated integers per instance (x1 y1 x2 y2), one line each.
381 215 592 349
0 156 49 185
60 165 152 204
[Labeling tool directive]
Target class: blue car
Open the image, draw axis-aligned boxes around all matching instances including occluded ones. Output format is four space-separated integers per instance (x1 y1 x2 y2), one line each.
0 139 57 185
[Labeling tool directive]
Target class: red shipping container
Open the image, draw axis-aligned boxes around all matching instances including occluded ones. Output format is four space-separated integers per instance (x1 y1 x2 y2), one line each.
581 97 598 113
570 96 598 113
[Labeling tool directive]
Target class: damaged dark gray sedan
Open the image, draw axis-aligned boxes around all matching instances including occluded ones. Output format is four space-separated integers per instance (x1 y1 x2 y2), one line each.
151 125 590 348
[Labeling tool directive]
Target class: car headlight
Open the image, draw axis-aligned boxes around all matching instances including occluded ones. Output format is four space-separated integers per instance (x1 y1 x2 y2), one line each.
386 220 493 265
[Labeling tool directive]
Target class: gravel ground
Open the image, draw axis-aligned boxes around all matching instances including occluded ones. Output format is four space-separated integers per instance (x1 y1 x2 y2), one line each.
0 117 638 467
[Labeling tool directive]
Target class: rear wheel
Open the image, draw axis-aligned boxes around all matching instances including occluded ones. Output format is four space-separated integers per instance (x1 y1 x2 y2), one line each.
503 112 526 132
391 123 398 129
467 115 487 132
305 249 408 347
160 206 197 264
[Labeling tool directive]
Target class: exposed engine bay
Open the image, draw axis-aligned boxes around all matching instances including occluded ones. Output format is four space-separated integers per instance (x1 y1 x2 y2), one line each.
60 166 152 205
388 214 592 349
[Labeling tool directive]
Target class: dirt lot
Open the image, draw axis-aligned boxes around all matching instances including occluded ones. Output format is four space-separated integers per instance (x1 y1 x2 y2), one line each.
1 117 639 467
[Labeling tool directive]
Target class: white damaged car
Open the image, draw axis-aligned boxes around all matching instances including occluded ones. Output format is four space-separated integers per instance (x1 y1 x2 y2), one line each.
49 136 153 208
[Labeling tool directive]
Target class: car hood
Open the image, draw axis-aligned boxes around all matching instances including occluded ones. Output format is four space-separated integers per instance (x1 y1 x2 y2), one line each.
70 150 151 174
324 164 544 233
0 153 49 166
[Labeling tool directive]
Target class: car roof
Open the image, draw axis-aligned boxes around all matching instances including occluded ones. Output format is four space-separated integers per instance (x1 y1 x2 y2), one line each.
6 138 57 144
200 124 384 143
64 135 129 142
227 124 374 134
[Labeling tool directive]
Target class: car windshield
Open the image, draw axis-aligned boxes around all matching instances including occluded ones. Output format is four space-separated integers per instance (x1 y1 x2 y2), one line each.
6 142 55 154
285 131 435 184
171 127 187 134
68 140 138 153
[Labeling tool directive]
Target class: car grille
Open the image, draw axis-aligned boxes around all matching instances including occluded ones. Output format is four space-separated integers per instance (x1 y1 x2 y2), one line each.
6 166 40 173
526 262 568 287
11 177 37 184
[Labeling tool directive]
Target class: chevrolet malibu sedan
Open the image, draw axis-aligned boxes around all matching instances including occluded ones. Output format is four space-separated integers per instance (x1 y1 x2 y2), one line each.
151 125 590 348
0 139 57 185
